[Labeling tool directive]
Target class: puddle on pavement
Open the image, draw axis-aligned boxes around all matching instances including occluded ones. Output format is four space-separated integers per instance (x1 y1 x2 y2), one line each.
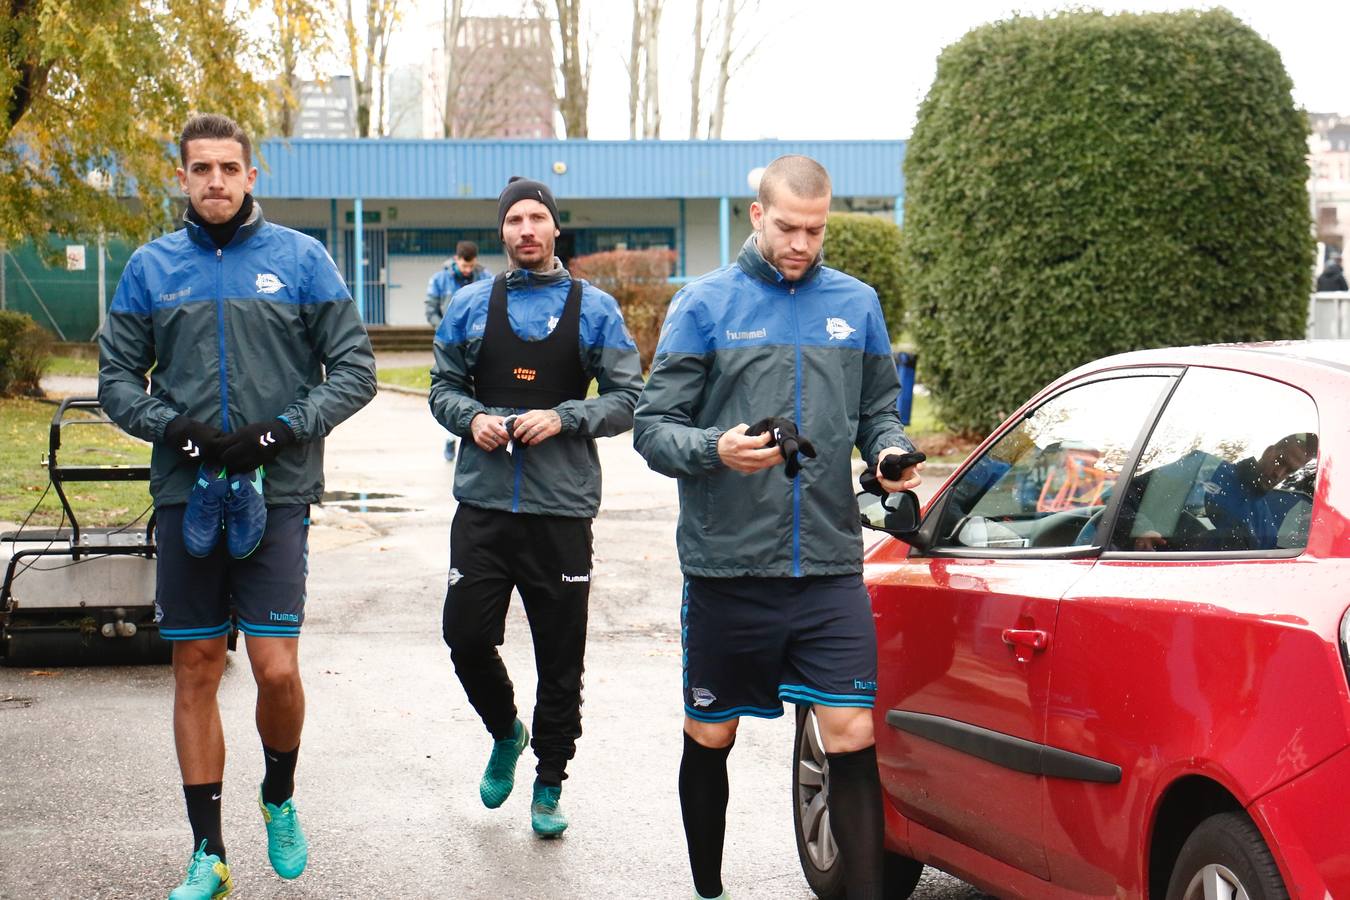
318 491 419 514
322 491 400 502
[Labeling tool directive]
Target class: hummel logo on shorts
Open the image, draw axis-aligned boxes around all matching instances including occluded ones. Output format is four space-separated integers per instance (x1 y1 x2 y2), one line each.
561 573 590 583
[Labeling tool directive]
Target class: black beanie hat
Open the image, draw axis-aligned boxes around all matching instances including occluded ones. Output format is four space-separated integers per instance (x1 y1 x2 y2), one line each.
497 176 560 236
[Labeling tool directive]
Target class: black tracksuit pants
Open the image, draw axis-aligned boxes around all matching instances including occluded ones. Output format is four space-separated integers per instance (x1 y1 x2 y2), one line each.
442 503 593 785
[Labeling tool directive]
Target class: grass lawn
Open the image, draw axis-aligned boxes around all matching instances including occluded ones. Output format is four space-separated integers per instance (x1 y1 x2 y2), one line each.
0 397 152 527
377 364 430 391
44 355 99 378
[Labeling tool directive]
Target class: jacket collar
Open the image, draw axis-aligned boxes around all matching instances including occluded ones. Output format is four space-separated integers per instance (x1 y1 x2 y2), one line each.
735 234 823 287
504 257 569 290
183 199 266 251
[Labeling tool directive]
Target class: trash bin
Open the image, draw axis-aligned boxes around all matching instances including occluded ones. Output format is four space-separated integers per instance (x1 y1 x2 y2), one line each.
894 351 917 426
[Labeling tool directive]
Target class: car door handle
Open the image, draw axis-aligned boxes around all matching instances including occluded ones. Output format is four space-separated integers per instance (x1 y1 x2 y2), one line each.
1002 628 1049 663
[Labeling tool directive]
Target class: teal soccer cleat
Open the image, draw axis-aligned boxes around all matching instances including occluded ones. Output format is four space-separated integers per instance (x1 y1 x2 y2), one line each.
258 790 309 879
167 840 232 899
479 719 529 809
530 779 568 837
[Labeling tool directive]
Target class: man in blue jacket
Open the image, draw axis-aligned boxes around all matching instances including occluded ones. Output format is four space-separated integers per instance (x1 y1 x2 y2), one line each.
99 114 376 899
426 241 491 462
429 177 643 837
634 155 921 900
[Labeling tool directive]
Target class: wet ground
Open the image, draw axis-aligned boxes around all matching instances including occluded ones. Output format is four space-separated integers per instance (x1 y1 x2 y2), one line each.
0 369 991 899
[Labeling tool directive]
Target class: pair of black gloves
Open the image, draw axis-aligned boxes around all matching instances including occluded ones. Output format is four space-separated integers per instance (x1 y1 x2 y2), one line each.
164 415 297 474
746 417 817 478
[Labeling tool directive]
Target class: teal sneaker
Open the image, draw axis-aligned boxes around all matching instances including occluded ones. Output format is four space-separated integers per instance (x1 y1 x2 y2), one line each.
479 719 528 809
258 790 308 879
167 840 232 899
530 779 568 837
224 468 267 560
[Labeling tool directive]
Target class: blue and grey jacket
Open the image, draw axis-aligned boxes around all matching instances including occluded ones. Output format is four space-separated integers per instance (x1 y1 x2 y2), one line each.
98 203 377 507
634 236 912 578
428 265 644 518
426 262 491 328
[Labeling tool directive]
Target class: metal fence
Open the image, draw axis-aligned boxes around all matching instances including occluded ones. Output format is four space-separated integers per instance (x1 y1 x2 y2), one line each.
1308 292 1350 339
0 240 133 340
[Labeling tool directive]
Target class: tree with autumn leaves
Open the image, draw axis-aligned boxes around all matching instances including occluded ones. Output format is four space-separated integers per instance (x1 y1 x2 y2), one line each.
1 0 268 250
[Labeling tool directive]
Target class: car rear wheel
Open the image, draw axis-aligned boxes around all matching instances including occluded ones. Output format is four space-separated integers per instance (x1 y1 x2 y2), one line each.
1164 811 1288 900
792 705 923 899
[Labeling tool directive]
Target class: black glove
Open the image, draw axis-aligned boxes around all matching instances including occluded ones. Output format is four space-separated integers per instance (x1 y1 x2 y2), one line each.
217 418 297 474
860 450 927 495
163 416 226 465
746 417 818 478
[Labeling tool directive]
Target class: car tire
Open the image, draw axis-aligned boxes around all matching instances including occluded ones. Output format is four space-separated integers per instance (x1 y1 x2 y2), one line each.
1164 811 1289 900
792 705 924 900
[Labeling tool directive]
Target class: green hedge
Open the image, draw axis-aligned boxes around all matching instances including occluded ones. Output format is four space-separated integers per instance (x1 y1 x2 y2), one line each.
823 213 905 337
903 9 1312 433
0 311 53 396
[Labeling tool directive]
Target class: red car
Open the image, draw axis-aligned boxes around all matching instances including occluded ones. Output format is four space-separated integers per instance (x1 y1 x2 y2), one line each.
793 342 1350 900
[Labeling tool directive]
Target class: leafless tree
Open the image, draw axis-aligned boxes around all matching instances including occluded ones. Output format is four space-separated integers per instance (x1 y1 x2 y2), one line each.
438 0 466 138
625 0 663 139
640 0 661 138
688 0 707 139
341 0 403 136
534 0 591 138
627 0 642 139
707 0 764 139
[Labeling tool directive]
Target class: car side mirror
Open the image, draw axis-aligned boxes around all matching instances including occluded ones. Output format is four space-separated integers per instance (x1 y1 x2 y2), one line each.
857 489 922 539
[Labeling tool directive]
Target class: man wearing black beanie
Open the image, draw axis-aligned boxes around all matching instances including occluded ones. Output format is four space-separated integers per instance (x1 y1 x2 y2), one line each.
429 176 644 837
496 176 560 238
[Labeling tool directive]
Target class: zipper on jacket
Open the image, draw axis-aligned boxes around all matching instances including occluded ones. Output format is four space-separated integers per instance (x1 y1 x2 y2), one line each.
789 284 802 578
215 248 230 433
511 406 524 512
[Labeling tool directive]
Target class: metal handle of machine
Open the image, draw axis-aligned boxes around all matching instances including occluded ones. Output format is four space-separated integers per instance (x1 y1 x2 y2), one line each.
42 396 152 550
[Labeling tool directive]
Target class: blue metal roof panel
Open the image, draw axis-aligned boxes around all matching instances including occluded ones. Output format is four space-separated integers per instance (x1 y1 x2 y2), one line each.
252 139 905 200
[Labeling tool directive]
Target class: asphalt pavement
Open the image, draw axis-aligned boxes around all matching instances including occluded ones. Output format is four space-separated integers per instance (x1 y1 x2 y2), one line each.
0 370 990 899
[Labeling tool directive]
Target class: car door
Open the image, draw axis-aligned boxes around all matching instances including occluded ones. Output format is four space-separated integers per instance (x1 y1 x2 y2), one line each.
871 370 1176 881
1040 366 1327 896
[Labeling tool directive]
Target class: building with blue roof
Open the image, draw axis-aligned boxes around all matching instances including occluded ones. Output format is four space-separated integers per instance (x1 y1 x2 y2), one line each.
256 138 905 325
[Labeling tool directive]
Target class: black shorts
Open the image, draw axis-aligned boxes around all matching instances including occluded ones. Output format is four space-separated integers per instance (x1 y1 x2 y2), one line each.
154 504 310 641
680 574 878 723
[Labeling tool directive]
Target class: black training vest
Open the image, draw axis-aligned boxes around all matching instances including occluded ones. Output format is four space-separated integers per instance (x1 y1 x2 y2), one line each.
473 273 588 408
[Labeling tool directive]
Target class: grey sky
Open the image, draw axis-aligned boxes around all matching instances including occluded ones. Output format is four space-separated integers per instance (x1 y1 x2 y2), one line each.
392 0 1349 139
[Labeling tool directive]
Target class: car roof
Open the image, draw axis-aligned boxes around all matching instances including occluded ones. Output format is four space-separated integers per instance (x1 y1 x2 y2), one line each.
1061 341 1350 383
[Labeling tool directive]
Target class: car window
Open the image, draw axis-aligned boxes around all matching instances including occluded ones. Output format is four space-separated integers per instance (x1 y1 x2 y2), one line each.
934 376 1170 552
1106 367 1319 554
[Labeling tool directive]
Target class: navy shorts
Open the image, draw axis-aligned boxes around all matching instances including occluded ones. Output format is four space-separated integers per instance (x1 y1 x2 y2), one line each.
154 504 310 641
681 574 878 723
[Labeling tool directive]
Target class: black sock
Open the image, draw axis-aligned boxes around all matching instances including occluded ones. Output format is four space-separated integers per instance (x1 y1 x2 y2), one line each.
261 743 299 806
825 744 884 900
182 782 225 862
679 731 733 899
